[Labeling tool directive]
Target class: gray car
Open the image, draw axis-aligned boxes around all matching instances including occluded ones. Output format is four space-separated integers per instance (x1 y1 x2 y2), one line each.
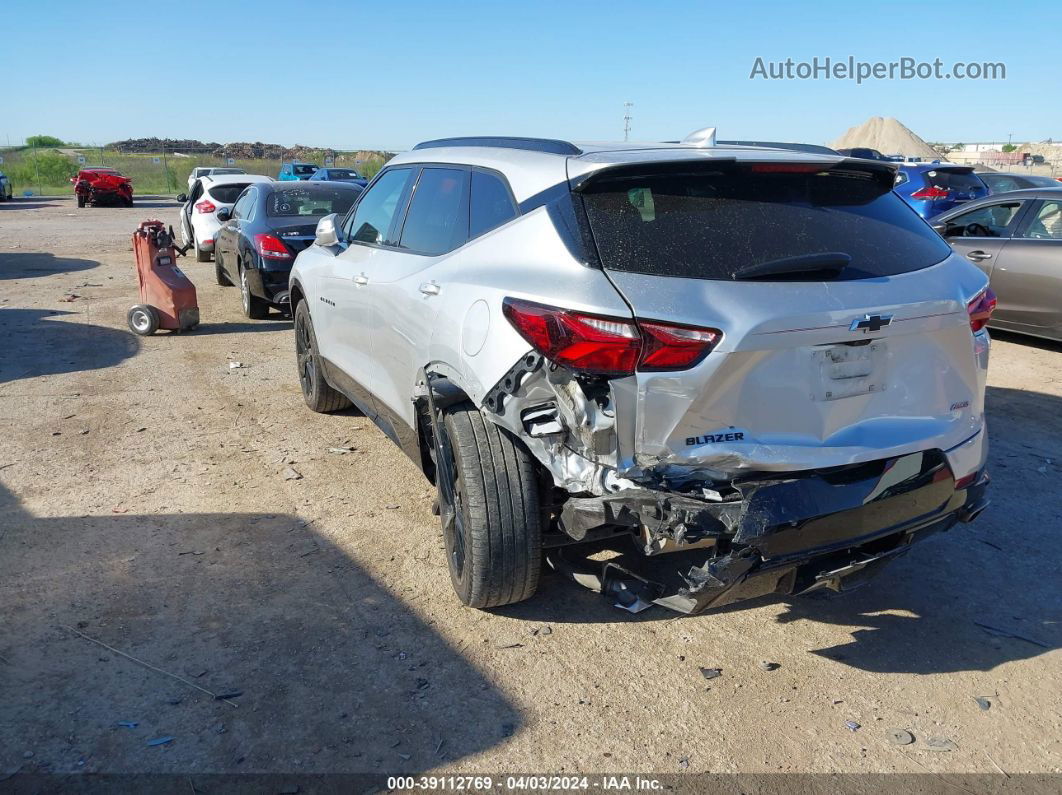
289 130 993 614
934 188 1062 342
976 171 1062 194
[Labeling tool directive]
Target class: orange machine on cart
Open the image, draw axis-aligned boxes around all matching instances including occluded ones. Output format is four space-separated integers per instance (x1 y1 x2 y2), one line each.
128 220 199 335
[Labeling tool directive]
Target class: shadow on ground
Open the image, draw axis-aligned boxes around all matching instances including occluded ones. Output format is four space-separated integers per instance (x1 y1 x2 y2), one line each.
0 309 138 384
0 251 100 280
501 384 1062 676
0 481 517 774
191 319 293 336
0 200 62 210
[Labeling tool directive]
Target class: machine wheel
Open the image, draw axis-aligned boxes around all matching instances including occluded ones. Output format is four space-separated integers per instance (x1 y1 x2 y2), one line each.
437 403 543 608
240 264 270 319
76 195 86 208
127 305 160 336
194 234 211 263
294 300 351 413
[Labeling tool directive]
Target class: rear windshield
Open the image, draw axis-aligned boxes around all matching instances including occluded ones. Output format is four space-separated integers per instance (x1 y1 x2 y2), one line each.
325 169 360 179
580 165 952 281
924 169 984 192
267 187 357 217
208 183 251 204
293 165 317 175
212 168 244 175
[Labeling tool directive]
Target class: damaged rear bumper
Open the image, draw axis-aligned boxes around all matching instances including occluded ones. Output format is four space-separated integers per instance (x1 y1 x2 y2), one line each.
550 450 989 614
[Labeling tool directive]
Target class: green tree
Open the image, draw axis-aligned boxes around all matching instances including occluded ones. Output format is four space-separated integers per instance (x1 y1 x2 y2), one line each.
25 135 65 148
10 151 78 188
1002 143 1017 153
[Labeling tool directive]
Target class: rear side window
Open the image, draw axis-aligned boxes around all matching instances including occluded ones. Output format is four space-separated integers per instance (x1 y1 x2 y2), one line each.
580 165 953 281
346 167 415 245
924 169 984 192
398 167 470 255
208 183 251 204
470 170 517 238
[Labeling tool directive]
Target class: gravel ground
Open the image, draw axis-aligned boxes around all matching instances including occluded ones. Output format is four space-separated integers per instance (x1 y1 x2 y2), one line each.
1 197 1060 780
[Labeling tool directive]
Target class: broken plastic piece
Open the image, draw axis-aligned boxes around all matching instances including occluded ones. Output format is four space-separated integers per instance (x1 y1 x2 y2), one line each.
699 667 722 680
888 729 914 746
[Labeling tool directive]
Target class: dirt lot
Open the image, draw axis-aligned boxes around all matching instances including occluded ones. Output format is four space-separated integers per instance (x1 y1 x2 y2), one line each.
1 197 1060 781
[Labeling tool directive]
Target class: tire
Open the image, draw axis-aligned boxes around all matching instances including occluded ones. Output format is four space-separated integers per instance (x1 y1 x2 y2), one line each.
239 263 270 319
214 247 231 285
76 195 86 208
294 300 350 413
194 234 211 263
438 403 542 608
123 197 133 207
127 304 159 336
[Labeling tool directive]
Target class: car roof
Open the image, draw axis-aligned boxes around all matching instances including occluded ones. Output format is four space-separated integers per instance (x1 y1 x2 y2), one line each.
935 187 1062 218
389 136 858 203
202 174 272 187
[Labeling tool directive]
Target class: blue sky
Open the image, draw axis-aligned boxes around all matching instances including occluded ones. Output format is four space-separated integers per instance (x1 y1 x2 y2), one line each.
2 0 1059 150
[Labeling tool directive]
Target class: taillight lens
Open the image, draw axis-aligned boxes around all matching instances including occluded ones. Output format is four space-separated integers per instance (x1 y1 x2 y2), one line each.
254 233 292 259
967 287 996 333
195 199 217 214
502 298 721 376
911 186 949 200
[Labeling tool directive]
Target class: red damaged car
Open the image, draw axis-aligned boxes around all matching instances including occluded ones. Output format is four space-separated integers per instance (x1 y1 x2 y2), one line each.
72 167 133 207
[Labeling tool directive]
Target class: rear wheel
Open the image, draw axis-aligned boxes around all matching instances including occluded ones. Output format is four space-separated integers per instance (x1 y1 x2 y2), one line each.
294 300 350 413
239 262 270 319
127 305 159 336
437 403 542 608
76 195 86 208
194 234 211 263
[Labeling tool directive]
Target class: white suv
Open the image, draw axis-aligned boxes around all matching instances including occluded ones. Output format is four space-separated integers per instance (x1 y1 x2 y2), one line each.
289 132 994 614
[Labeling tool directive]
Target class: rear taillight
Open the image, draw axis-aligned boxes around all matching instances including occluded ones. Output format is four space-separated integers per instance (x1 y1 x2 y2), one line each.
195 200 217 214
254 233 292 259
911 186 950 200
967 287 997 333
502 298 721 376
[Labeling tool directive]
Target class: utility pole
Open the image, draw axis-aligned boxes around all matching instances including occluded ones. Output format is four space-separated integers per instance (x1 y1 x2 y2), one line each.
623 102 633 142
1007 132 1013 148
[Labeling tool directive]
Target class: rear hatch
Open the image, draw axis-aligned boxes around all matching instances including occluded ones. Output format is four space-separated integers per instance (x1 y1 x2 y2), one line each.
919 166 988 212
574 159 989 475
266 186 359 253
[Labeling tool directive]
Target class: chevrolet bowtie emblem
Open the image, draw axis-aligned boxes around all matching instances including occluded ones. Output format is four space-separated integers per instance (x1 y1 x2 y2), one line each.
850 313 893 333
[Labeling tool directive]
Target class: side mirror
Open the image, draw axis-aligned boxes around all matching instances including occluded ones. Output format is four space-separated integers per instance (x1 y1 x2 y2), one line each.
216 207 232 222
314 213 339 247
175 193 187 203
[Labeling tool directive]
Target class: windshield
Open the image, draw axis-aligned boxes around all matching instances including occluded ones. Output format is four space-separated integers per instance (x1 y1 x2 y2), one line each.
212 168 245 175
267 187 357 217
580 165 952 281
293 165 318 176
326 169 360 179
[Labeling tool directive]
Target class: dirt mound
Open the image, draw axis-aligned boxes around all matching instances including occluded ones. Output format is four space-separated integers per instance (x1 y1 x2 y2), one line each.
831 117 943 160
109 137 220 154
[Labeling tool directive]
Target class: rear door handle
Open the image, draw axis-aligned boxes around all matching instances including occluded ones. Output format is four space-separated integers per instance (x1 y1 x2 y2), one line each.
419 281 440 296
353 273 368 286
967 251 992 261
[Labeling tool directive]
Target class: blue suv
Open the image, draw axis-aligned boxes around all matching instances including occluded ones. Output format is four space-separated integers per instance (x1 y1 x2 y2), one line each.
277 162 320 181
894 164 988 220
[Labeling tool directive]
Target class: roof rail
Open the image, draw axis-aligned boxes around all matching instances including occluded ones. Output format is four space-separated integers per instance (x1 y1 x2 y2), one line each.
412 136 582 155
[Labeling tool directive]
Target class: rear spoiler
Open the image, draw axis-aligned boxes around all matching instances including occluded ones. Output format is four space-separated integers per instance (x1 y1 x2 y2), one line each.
571 157 898 197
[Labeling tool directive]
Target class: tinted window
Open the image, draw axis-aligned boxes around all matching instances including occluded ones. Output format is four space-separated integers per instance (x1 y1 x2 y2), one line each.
212 168 244 176
398 168 470 255
581 165 952 281
924 169 984 193
345 168 415 245
231 189 255 219
470 170 517 238
326 169 360 179
294 165 317 176
1021 200 1062 240
208 183 252 204
980 174 1022 193
944 202 1025 237
267 187 358 217
1026 175 1062 188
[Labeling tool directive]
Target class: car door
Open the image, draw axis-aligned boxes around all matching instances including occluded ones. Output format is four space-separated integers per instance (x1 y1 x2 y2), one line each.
361 165 471 428
180 179 204 245
312 167 417 413
217 188 255 273
985 198 1062 334
942 198 1030 277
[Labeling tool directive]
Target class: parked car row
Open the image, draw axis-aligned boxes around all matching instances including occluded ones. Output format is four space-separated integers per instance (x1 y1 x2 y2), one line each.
0 170 12 200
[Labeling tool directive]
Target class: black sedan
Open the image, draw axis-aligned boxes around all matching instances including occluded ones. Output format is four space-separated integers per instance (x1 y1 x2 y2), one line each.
214 181 363 318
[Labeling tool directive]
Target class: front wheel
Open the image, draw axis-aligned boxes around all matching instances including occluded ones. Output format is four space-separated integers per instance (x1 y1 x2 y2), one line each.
293 300 351 413
437 403 542 608
239 263 270 319
76 195 86 208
